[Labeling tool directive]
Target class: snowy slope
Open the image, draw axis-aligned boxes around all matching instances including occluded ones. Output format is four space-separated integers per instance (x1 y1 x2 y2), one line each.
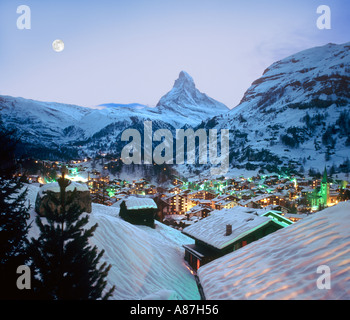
197 201 350 300
0 95 89 145
0 71 229 151
232 42 350 115
75 71 229 141
194 42 350 177
75 102 165 138
26 184 200 300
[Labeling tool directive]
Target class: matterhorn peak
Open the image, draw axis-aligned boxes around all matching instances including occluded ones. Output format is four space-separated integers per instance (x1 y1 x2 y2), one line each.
178 70 194 81
173 71 196 90
154 70 229 127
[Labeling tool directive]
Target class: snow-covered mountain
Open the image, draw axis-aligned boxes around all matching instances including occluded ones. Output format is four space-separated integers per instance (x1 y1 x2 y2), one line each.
2 43 350 177
156 71 229 127
75 70 229 139
0 71 229 159
0 95 88 142
0 95 90 159
195 42 350 177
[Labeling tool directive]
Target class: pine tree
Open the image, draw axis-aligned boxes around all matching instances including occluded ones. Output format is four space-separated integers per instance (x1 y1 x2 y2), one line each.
28 169 115 300
0 121 30 299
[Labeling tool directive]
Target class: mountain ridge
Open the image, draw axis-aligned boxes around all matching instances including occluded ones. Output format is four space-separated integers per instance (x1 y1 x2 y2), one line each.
193 41 350 177
0 71 230 160
155 70 229 127
1 42 350 178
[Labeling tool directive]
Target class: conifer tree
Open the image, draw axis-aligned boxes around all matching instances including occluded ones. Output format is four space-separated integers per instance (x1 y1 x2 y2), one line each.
28 169 115 300
0 121 30 299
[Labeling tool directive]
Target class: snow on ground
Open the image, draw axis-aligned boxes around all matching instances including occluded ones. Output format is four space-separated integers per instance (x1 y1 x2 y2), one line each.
26 184 200 300
197 201 350 300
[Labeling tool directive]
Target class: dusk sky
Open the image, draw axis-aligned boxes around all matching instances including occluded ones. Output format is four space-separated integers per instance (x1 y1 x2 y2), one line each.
0 0 349 109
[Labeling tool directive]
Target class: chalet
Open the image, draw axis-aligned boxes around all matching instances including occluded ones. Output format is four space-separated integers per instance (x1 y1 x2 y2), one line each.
172 177 185 186
237 189 254 200
260 210 293 227
253 188 266 195
192 199 212 208
328 185 339 206
119 196 158 228
182 206 286 271
263 204 290 214
144 185 157 195
115 193 128 202
297 178 312 187
162 192 193 215
134 180 146 190
163 214 190 230
213 199 237 210
185 204 212 219
300 186 314 198
238 199 260 208
153 196 170 221
169 186 183 194
196 202 350 300
211 194 238 210
188 190 216 201
239 193 285 208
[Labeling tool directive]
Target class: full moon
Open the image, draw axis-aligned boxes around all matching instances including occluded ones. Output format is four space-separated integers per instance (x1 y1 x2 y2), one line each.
52 39 64 52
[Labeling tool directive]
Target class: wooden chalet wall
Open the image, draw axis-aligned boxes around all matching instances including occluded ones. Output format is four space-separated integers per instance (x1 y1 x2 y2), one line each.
184 220 284 272
119 201 156 228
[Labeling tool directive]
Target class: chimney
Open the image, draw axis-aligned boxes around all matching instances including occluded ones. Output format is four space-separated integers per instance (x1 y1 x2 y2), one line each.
226 224 232 236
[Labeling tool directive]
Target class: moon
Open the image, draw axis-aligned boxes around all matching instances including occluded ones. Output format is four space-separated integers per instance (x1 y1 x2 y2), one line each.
52 39 64 52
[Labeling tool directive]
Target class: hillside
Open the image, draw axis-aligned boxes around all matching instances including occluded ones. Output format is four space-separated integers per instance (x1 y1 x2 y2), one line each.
1 43 350 179
0 71 229 161
194 42 350 177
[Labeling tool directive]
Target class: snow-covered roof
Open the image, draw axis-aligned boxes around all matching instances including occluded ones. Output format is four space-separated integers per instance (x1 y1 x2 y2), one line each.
197 201 350 300
300 186 315 193
26 184 200 300
123 196 157 210
38 181 89 198
238 192 283 206
260 210 293 227
215 199 235 206
186 204 211 215
182 206 271 250
197 199 212 204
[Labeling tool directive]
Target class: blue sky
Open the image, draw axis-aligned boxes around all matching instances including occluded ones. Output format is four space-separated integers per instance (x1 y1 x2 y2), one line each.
0 0 349 109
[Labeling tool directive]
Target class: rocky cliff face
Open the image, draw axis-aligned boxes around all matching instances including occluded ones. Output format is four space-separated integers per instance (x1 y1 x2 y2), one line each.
195 42 350 176
234 42 350 114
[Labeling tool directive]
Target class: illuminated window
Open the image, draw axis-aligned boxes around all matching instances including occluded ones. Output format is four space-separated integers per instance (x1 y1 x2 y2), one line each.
197 259 201 270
